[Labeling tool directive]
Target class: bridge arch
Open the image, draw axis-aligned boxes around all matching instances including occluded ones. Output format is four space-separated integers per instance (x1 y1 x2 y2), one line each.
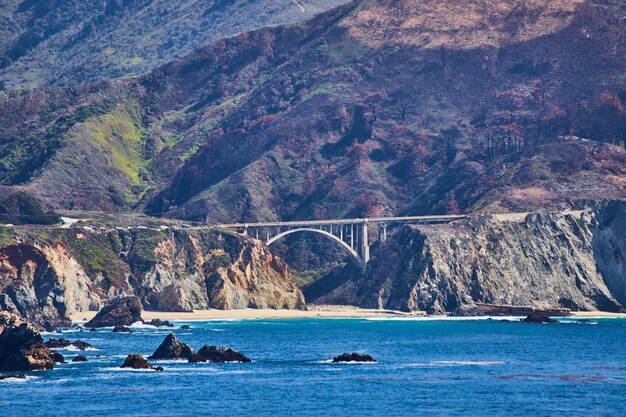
265 228 364 266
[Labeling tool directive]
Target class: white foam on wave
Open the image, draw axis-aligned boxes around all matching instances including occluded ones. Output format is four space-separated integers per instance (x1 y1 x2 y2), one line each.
209 328 226 332
317 359 377 365
151 359 188 364
364 316 524 322
128 321 160 329
0 375 38 383
559 320 598 325
99 367 160 373
164 367 218 372
59 345 100 352
408 360 504 367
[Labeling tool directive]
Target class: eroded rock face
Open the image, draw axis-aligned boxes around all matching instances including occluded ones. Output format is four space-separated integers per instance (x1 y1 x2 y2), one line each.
0 228 305 323
0 311 54 371
85 296 143 328
149 333 195 360
308 202 626 314
206 240 305 310
0 243 93 329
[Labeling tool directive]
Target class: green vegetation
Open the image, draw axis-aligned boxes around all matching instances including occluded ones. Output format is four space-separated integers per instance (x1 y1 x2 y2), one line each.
203 253 233 271
63 231 129 288
83 101 146 184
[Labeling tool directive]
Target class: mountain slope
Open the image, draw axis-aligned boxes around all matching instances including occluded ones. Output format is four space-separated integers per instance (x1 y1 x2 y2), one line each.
0 0 347 90
0 0 625 221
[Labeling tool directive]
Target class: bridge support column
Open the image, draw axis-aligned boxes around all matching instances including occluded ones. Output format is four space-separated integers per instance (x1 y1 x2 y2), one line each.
378 224 387 242
361 220 369 265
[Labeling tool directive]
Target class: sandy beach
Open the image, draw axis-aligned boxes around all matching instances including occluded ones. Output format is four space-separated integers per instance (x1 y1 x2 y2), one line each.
70 305 626 322
70 304 425 322
570 311 626 318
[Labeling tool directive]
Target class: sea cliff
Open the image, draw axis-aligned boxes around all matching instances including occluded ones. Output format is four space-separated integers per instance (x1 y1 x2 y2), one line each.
0 227 304 328
305 201 626 314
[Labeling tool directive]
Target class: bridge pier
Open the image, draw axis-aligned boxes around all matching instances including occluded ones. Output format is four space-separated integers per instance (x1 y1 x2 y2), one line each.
360 220 369 265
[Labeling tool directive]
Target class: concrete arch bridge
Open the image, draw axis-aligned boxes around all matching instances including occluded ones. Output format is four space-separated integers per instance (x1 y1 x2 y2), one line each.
218 215 466 267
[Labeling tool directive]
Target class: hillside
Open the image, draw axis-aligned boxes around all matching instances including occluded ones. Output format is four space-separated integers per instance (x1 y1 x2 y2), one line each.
0 0 624 224
0 0 346 89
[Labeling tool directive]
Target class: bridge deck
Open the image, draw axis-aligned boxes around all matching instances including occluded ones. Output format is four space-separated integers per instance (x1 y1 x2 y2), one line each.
218 215 467 229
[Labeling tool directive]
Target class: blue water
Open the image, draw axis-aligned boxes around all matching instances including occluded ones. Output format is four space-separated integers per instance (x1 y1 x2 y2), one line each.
1 317 626 417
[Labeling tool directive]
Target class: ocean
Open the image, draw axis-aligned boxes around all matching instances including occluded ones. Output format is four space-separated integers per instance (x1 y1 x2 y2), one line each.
1 317 625 416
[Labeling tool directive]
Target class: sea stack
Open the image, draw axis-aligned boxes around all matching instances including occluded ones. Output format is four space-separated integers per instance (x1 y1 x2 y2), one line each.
86 296 143 328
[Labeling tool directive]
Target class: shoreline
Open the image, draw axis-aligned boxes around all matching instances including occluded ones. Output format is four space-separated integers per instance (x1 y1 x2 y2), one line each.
70 305 626 322
70 305 424 322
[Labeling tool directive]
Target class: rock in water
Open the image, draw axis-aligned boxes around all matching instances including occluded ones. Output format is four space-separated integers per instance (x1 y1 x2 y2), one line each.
72 341 93 350
72 355 88 362
332 353 376 363
522 313 559 323
50 351 65 364
180 325 191 330
149 333 195 360
189 345 251 363
45 338 92 350
121 354 153 370
44 338 73 349
0 312 55 371
85 296 143 328
113 325 131 333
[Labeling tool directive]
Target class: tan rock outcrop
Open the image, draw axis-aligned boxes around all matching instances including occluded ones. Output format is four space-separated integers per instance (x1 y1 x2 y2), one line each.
206 240 306 309
0 228 305 324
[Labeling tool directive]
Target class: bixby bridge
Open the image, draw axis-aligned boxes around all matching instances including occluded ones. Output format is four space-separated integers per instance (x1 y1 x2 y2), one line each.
218 215 466 267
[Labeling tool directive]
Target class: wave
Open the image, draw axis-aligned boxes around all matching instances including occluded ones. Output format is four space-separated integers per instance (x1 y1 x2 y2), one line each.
58 345 100 352
0 375 38 383
363 316 524 322
408 360 504 367
99 367 161 373
316 359 377 365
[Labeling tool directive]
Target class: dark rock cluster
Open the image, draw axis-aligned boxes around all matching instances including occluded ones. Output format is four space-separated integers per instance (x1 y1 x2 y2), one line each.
0 312 55 371
146 319 174 327
189 345 251 363
332 352 376 363
113 326 131 333
45 338 92 350
522 313 559 323
148 333 251 364
149 333 195 361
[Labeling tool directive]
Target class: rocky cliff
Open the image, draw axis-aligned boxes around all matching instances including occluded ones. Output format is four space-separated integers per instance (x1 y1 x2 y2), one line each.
306 201 626 314
0 227 304 327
